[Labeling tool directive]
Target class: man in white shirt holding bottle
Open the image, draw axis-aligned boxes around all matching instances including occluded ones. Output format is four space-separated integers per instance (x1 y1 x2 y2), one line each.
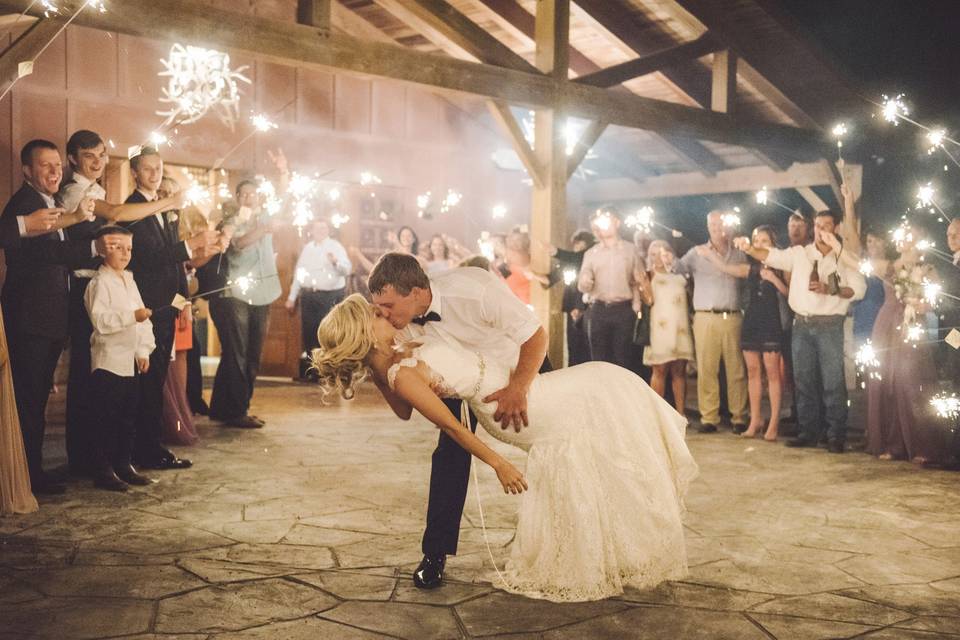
286 219 351 380
735 210 865 453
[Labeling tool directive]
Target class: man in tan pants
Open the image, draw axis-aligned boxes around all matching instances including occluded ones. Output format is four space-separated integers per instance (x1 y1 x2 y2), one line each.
677 211 749 432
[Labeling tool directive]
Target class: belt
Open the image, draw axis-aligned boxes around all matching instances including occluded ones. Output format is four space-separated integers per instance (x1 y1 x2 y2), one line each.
794 314 845 324
591 299 632 308
696 309 742 314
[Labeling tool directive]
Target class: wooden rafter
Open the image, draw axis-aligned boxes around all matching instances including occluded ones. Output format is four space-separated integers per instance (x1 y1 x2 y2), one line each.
0 0 829 158
486 100 543 188
795 186 829 213
566 120 608 180
711 49 736 113
574 33 720 88
297 0 331 31
583 161 836 201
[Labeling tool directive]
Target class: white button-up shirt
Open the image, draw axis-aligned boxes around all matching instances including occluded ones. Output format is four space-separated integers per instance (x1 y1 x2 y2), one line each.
287 237 352 301
59 173 106 214
400 266 542 367
764 244 866 317
84 265 156 376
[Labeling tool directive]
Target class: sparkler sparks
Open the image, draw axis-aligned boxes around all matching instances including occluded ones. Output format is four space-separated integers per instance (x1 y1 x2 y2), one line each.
854 341 882 386
183 182 211 208
148 131 169 147
296 267 309 284
478 231 495 261
440 189 462 214
625 206 654 233
592 210 612 232
230 273 255 296
250 113 278 132
156 44 251 128
755 187 769 206
832 122 848 160
923 281 942 306
927 129 947 153
562 268 577 286
491 204 507 219
330 211 350 229
904 323 925 343
328 188 341 202
930 393 960 420
917 183 936 208
859 260 875 276
881 94 909 125
359 172 382 186
721 212 741 229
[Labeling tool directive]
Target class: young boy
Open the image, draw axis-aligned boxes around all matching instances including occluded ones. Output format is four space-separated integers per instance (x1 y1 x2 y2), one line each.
84 226 156 491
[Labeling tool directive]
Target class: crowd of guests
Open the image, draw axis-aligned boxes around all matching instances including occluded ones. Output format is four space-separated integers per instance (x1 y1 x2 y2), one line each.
2 129 958 517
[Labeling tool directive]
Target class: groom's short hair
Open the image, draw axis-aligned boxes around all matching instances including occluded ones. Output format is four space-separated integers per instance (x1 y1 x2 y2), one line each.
368 252 430 296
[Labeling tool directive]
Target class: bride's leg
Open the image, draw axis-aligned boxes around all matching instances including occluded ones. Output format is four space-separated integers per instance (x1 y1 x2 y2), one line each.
670 360 687 414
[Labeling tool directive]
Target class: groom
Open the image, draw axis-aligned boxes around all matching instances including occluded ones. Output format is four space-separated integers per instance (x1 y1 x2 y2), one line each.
368 253 548 589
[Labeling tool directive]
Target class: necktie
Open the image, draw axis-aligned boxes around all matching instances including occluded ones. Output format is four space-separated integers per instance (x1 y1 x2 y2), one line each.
412 311 441 326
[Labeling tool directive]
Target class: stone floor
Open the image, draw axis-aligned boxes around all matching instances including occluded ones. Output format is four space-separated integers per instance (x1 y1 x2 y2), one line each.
2 380 960 639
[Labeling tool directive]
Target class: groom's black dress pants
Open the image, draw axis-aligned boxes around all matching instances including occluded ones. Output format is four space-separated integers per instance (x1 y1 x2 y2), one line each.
422 357 552 557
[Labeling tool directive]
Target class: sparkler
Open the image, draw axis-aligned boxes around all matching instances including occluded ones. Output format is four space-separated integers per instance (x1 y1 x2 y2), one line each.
491 204 507 219
212 112 282 171
854 341 882 387
296 267 309 285
930 393 960 420
624 206 655 234
859 260 875 276
721 212 741 229
182 182 212 209
330 211 350 229
881 94 909 126
328 187 341 202
904 323 925 343
359 172 382 186
832 122 848 162
478 231 496 261
755 186 795 214
924 281 943 306
913 183 953 223
156 44 250 129
562 268 577 286
440 189 463 214
592 210 612 232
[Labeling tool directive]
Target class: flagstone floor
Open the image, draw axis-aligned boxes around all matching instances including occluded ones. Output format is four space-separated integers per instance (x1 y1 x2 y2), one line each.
2 380 960 639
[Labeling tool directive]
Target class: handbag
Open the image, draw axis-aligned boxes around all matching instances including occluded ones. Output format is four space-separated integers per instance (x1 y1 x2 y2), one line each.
632 303 651 346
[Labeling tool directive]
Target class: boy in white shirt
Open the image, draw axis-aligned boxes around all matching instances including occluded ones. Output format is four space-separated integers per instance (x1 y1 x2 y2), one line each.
84 226 156 491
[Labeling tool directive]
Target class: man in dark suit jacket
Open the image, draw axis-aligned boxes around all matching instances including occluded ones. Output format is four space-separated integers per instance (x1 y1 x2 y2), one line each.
120 147 217 469
0 140 96 494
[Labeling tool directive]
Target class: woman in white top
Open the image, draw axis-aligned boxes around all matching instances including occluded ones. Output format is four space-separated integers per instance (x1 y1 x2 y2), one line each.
637 240 694 414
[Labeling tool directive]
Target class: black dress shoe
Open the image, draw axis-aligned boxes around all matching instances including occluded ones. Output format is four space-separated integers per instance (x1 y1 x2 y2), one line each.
697 423 718 434
116 465 153 485
786 436 818 448
31 476 67 495
139 456 192 470
413 554 446 589
827 439 846 454
93 471 128 492
732 423 748 435
249 415 266 426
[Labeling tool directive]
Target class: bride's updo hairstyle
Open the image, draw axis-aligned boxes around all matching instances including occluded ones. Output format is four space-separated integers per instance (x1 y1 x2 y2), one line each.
311 294 377 400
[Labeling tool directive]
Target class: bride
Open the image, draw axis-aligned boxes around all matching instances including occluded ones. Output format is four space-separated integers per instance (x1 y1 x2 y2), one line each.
313 293 698 603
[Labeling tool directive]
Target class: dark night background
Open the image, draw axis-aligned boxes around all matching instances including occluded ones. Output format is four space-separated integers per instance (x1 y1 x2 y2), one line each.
659 0 960 244
777 0 960 230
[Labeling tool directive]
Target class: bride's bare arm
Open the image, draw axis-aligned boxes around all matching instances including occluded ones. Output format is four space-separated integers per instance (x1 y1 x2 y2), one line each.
392 367 528 494
371 372 413 420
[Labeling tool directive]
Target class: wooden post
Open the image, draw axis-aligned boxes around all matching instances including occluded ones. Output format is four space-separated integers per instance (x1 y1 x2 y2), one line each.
711 49 737 113
531 0 569 367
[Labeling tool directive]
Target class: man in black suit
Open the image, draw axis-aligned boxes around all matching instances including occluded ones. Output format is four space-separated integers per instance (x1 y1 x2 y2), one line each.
0 140 97 493
121 147 218 470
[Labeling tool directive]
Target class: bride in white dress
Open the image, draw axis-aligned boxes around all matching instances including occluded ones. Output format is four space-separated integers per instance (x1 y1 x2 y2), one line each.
313 294 698 603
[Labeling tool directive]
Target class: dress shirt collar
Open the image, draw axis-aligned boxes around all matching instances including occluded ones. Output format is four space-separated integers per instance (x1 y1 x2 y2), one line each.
136 188 158 202
803 242 838 261
27 181 56 208
425 283 443 318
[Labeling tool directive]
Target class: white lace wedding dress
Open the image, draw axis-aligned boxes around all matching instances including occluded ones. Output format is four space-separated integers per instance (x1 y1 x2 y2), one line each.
387 335 699 602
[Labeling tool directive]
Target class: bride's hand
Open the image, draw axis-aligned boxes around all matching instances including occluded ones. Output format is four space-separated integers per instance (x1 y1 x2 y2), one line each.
495 460 528 495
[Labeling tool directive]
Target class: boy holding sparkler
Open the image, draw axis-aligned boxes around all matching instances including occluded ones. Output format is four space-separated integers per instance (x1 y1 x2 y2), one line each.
85 226 156 491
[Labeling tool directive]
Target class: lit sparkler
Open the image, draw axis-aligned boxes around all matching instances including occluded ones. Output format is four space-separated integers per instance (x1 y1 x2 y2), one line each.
563 268 577 286
183 182 212 209
854 341 882 386
230 273 255 296
927 129 947 153
592 210 612 232
250 113 278 132
330 211 350 229
491 203 507 219
755 187 769 206
721 212 741 229
924 281 943 306
930 393 960 420
859 260 875 276
156 44 251 129
478 231 495 261
917 183 935 208
904 323 925 343
296 267 309 284
832 122 848 161
149 131 169 147
440 189 462 214
328 187 341 202
881 94 909 125
624 206 654 234
359 172 382 186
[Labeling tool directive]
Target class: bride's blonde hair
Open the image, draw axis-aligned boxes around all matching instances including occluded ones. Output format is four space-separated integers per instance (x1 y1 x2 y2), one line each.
310 293 377 399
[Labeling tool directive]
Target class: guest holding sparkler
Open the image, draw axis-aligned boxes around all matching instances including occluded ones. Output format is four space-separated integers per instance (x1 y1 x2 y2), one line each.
548 229 595 366
676 211 749 434
736 210 865 453
938 219 960 387
851 229 890 347
121 147 220 469
208 174 283 429
638 240 693 414
697 226 787 440
286 219 351 381
865 223 948 465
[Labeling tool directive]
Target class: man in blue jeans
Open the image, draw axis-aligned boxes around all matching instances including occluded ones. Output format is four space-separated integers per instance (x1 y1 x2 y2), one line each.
735 210 865 452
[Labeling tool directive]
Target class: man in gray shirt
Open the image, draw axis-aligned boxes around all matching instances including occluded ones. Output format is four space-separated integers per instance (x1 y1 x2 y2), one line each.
676 210 749 433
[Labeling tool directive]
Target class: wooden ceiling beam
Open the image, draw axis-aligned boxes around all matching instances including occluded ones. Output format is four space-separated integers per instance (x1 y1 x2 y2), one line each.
0 0 829 158
486 100 544 188
567 120 608 179
583 161 834 201
711 49 736 113
574 33 720 88
297 0 331 31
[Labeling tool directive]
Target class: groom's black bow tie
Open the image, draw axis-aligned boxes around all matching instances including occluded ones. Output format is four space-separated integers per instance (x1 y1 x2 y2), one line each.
412 311 442 326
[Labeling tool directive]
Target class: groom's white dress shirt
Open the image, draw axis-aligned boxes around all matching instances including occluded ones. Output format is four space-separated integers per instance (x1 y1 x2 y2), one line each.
401 266 541 367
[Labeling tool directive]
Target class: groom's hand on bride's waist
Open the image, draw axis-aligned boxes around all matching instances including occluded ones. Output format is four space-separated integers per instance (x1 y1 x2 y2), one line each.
483 383 530 432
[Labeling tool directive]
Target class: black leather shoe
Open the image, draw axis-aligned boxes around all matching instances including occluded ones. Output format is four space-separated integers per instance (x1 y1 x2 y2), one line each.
827 439 846 454
697 423 718 434
732 423 748 435
116 465 152 485
93 471 128 492
413 555 445 589
249 415 266 426
139 456 193 470
786 436 818 448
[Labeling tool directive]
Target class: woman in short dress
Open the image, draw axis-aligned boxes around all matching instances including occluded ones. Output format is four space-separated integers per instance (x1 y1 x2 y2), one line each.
637 240 694 414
